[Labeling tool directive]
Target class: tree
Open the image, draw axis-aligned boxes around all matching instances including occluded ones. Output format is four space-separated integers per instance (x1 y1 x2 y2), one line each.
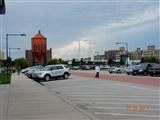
0 60 2 66
72 58 76 66
80 58 84 66
14 58 31 69
108 58 114 65
141 56 160 63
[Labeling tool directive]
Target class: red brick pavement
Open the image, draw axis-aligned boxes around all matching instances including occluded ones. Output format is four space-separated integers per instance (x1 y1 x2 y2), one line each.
71 71 160 87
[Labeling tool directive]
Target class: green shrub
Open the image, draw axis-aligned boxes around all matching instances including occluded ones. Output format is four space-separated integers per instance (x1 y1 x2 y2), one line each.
0 73 11 84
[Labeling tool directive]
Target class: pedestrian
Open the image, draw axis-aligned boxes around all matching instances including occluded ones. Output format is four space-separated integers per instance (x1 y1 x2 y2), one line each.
95 65 100 78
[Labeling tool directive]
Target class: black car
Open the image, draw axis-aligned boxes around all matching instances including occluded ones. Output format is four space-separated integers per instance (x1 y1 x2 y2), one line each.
148 64 160 76
132 63 153 76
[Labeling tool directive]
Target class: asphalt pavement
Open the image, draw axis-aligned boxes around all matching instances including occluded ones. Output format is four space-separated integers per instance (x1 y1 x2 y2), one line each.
0 72 159 120
42 74 160 120
0 73 91 120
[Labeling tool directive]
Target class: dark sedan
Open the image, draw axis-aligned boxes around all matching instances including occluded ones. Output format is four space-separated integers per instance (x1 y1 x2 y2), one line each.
148 64 160 76
132 63 153 76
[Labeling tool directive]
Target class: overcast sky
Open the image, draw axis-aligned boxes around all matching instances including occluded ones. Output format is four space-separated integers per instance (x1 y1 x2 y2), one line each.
0 0 159 60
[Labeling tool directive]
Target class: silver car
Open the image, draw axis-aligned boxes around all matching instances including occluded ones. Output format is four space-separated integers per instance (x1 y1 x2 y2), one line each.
33 64 71 81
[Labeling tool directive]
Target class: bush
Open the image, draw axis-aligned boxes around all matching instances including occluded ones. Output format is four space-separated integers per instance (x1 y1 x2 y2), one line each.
0 73 11 84
141 56 160 63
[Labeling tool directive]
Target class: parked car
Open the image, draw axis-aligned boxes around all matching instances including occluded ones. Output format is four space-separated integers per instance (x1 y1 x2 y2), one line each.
108 67 117 73
148 64 160 76
108 66 126 74
21 67 33 74
126 65 137 75
80 65 91 70
23 65 43 78
131 63 154 76
100 65 110 71
71 66 80 70
32 64 71 81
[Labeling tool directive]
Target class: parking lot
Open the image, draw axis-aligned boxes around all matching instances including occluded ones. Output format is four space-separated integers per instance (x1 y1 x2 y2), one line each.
41 74 159 120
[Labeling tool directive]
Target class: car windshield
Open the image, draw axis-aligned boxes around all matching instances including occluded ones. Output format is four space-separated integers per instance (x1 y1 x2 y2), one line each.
139 63 148 68
64 65 69 69
41 66 52 71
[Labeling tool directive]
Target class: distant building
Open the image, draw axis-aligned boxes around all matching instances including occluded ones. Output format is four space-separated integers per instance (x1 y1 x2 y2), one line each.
0 49 4 60
104 47 125 62
128 48 142 60
97 45 159 63
142 45 160 58
25 31 52 65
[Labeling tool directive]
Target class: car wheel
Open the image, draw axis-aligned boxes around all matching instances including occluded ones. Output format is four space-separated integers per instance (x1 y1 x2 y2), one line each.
63 73 69 79
118 70 121 74
150 73 154 76
44 75 51 81
132 72 136 76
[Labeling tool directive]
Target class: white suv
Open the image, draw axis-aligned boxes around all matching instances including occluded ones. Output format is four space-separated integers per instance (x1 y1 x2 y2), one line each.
33 64 71 81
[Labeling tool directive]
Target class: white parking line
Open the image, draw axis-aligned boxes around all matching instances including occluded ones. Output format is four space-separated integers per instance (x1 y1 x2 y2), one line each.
64 92 159 95
87 106 160 111
94 112 160 118
68 95 158 98
66 92 158 95
76 101 160 106
73 97 159 102
108 81 159 92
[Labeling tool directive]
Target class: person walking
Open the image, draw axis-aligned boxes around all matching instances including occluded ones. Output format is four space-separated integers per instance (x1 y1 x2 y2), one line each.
95 65 100 78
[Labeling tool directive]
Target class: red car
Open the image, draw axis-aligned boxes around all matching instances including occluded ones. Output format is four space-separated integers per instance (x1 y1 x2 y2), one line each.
148 64 160 76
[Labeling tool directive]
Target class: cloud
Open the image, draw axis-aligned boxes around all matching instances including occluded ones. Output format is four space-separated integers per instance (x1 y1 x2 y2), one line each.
53 38 90 60
53 7 159 60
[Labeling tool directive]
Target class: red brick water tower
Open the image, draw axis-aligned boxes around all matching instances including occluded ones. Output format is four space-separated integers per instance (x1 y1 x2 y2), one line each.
32 30 47 65
25 31 52 65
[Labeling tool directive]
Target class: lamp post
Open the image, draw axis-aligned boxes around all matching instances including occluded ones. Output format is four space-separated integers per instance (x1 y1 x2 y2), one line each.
84 40 92 61
116 42 128 66
6 34 26 76
9 48 21 58
78 40 81 60
95 51 99 61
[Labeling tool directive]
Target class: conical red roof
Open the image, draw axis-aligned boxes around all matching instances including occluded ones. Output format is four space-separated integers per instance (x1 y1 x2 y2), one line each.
32 30 46 39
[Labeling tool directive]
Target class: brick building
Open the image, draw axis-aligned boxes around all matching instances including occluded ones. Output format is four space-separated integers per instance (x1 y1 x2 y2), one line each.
25 31 52 65
104 48 125 62
142 45 160 58
128 48 142 60
95 45 159 63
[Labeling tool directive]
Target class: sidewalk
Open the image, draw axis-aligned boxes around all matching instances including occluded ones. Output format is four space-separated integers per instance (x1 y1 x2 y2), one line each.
0 85 10 120
1 73 91 120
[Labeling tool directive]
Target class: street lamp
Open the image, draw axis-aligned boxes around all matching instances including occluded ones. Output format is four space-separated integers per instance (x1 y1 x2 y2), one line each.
78 40 81 60
6 34 26 76
116 42 128 66
95 51 99 61
84 40 92 61
9 48 21 58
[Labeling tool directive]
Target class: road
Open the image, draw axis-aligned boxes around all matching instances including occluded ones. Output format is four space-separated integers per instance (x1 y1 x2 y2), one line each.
41 72 160 120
